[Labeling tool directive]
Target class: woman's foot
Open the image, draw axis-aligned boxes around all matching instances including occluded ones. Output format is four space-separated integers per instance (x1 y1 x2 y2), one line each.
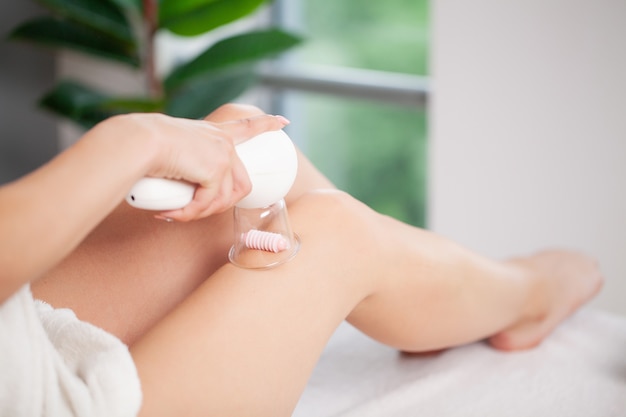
488 250 604 351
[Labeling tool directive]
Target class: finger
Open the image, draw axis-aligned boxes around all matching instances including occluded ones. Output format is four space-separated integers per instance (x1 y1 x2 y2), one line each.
203 104 265 123
230 154 252 200
203 172 235 215
159 170 243 222
161 196 217 222
218 114 290 145
189 152 251 218
159 181 222 222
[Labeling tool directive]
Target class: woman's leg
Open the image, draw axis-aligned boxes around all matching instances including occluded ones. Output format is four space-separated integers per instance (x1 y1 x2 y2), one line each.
32 104 603 415
32 103 335 345
130 190 602 417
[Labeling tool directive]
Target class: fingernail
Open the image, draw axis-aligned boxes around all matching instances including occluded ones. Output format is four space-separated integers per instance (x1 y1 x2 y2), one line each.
274 115 290 125
154 215 174 222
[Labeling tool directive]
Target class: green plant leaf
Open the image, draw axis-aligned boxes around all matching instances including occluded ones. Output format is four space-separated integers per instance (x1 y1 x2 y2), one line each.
39 80 163 128
99 97 165 113
165 69 256 119
109 0 141 11
35 0 135 43
160 0 267 37
39 80 115 128
9 17 140 67
159 0 220 22
164 29 302 91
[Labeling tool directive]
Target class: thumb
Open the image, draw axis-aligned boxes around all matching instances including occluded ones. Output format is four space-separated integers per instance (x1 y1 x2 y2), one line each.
219 114 290 145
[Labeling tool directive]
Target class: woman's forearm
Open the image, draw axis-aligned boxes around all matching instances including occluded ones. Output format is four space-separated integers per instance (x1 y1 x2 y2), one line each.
0 116 157 302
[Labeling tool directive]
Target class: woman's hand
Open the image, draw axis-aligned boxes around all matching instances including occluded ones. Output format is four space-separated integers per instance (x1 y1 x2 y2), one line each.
108 112 290 222
0 108 288 301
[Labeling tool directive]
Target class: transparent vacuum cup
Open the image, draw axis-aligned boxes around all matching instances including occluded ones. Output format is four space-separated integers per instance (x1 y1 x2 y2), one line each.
228 198 301 269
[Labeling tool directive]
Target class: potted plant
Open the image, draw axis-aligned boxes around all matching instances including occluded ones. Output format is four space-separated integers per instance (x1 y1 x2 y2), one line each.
9 0 302 129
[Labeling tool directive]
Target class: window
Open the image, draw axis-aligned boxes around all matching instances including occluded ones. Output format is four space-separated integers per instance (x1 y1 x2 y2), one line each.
264 0 429 226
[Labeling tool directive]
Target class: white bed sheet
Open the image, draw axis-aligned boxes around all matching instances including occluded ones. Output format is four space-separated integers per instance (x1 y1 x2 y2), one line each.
293 308 626 417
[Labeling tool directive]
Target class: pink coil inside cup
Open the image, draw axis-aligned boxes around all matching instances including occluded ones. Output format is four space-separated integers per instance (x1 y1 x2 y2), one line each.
244 230 290 253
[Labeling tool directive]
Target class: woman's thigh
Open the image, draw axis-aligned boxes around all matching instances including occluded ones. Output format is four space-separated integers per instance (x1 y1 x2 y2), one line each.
131 191 377 417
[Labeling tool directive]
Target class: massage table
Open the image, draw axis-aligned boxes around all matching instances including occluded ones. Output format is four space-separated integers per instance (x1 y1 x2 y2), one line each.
293 308 626 416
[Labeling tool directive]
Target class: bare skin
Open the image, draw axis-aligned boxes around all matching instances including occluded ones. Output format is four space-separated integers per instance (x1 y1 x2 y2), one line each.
488 250 603 350
30 104 603 417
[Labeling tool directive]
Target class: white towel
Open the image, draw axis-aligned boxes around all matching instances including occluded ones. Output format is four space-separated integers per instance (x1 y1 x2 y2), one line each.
294 309 626 417
0 285 142 417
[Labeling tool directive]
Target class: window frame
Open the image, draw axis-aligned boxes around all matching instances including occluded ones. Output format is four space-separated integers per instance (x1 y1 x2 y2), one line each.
262 0 429 110
260 64 428 107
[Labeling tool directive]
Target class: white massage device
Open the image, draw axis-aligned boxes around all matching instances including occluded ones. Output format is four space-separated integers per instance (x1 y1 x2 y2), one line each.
126 129 300 269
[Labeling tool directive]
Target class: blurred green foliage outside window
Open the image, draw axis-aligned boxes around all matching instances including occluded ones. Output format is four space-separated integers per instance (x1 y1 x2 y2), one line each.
276 0 429 226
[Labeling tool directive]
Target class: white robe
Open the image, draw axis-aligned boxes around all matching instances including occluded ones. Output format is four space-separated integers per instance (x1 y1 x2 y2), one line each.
0 285 142 417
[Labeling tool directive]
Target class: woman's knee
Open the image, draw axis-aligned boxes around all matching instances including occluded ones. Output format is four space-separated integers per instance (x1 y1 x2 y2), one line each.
289 190 384 253
290 189 367 220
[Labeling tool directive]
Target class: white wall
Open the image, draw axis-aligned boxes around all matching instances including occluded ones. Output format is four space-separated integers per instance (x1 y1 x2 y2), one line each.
430 1 626 315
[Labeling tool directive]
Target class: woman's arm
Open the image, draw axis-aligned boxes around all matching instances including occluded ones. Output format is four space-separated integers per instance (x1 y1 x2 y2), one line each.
0 112 288 303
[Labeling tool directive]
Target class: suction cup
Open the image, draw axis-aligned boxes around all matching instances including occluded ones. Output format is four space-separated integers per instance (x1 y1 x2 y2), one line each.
228 198 300 269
